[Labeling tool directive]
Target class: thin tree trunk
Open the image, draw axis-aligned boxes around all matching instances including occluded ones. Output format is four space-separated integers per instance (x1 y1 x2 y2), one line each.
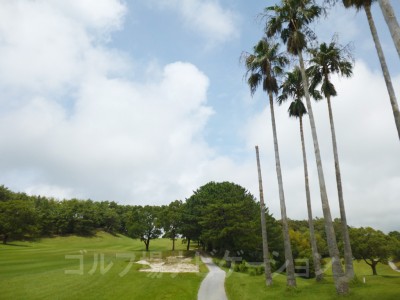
325 95 354 279
365 5 400 140
379 0 400 59
172 237 175 251
298 51 348 295
255 145 273 286
187 238 191 251
299 116 323 282
372 263 378 275
267 91 296 287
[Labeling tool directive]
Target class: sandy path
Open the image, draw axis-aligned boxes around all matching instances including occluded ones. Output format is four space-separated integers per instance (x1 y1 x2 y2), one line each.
389 261 400 272
198 256 228 300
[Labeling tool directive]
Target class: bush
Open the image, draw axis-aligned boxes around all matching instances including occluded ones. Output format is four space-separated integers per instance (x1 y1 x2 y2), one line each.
238 261 248 273
256 265 265 275
248 268 257 276
233 263 241 272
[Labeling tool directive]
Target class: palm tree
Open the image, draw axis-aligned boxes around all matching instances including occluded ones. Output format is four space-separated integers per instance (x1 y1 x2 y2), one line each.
307 40 355 279
378 0 400 59
243 38 296 287
343 0 400 140
278 67 323 282
266 0 349 294
255 145 273 286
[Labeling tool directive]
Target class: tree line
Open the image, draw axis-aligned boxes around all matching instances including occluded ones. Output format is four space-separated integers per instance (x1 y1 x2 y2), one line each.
1 183 399 278
242 0 400 294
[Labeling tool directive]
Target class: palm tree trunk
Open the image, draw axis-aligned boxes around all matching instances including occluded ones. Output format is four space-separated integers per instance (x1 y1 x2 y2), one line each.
299 116 323 282
379 0 400 59
325 95 354 279
267 91 296 287
255 145 273 286
365 4 400 140
298 51 348 295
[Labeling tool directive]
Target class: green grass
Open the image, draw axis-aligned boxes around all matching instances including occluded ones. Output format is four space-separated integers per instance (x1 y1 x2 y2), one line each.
0 232 206 300
225 260 400 300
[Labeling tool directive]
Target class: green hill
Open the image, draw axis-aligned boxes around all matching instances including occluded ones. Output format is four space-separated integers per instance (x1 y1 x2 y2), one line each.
0 232 205 300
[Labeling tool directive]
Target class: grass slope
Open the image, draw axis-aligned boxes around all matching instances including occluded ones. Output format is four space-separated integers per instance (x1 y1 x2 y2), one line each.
225 260 400 300
0 232 206 300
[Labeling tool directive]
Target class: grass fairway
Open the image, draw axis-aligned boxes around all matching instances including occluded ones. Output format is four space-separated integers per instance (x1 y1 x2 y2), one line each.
225 260 400 300
0 232 206 300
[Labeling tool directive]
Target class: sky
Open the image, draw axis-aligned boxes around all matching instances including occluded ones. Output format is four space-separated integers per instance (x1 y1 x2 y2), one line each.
0 0 398 232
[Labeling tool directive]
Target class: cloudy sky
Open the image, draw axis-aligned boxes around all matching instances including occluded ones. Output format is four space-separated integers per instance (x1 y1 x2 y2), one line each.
0 0 398 232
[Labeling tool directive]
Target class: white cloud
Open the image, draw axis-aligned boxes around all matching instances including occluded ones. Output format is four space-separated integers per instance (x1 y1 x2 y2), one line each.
0 0 218 204
0 0 398 234
242 61 400 232
149 0 239 46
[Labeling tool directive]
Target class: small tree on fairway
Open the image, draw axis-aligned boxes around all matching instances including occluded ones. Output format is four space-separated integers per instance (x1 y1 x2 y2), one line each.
350 227 393 275
127 206 162 251
160 200 184 251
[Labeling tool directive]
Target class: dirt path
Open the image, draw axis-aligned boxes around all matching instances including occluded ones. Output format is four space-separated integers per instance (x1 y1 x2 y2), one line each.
198 256 228 300
389 261 400 272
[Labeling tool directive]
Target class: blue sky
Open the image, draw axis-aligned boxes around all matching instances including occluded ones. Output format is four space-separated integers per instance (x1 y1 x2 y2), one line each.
0 0 398 232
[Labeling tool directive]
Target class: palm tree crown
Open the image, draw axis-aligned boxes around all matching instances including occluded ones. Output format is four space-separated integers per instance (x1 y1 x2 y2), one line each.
244 38 288 96
266 0 321 55
308 40 353 99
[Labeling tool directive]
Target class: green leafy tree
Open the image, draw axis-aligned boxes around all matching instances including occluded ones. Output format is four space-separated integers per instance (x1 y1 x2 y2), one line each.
350 227 393 275
0 200 39 244
243 38 296 287
127 205 162 251
278 66 323 281
189 182 260 256
160 200 183 251
180 200 203 251
266 0 348 294
308 39 354 278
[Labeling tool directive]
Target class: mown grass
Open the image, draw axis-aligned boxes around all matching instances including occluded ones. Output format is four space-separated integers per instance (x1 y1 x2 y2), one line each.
0 232 206 300
225 260 400 300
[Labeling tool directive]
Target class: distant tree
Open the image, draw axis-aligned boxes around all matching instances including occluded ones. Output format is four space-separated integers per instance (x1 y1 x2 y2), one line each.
127 206 162 251
389 231 400 261
34 196 59 236
0 185 14 202
180 200 203 251
350 227 392 275
95 201 121 234
189 182 260 256
0 200 39 244
389 231 400 241
160 200 184 251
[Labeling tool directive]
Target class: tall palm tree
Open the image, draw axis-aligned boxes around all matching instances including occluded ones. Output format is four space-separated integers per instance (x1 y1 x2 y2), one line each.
266 0 349 294
378 0 400 59
243 38 296 287
307 40 355 279
278 67 323 282
343 0 400 140
255 145 273 286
